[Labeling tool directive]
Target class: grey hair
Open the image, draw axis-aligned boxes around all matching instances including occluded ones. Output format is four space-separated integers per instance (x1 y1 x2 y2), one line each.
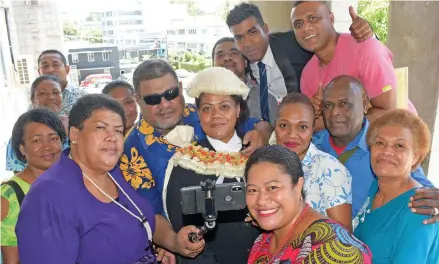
132 59 178 93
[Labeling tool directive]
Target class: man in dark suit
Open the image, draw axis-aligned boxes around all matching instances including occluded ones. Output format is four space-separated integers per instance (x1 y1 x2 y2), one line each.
225 2 373 125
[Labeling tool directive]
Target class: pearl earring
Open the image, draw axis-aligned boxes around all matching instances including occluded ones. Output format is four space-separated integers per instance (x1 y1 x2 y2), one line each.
71 140 77 145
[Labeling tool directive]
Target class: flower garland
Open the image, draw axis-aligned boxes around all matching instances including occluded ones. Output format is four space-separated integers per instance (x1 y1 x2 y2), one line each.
172 145 248 178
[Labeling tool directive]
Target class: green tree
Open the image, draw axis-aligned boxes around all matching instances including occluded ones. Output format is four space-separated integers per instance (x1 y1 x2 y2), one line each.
85 29 103 43
170 0 206 16
358 0 389 44
63 22 80 41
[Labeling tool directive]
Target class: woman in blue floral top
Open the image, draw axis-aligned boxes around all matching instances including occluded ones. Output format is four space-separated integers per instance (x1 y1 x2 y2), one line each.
271 93 353 231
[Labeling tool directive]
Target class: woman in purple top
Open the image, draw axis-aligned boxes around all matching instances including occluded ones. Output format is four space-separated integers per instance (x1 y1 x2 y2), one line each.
16 94 205 264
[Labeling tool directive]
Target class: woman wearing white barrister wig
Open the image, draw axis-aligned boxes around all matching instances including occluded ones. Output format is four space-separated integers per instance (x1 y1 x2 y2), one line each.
162 67 260 264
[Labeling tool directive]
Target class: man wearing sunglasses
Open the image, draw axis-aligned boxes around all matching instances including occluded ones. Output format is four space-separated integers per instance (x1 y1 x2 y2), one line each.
121 59 272 215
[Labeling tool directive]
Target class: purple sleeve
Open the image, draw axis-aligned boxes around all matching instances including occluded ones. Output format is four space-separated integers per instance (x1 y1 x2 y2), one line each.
16 185 79 264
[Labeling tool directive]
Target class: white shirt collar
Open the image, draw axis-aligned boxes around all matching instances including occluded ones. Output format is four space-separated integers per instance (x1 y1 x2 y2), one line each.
206 131 242 152
250 44 275 69
261 45 275 68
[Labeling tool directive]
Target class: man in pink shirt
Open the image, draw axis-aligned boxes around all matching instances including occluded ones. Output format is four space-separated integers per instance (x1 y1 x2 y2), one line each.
291 1 416 130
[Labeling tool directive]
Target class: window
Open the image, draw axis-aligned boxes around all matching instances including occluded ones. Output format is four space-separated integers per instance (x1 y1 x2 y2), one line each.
188 29 196 35
187 43 197 50
178 29 185 35
102 52 110 61
87 53 95 62
72 53 79 63
108 30 114 35
107 21 113 26
16 58 30 85
201 28 208 35
167 42 176 49
167 30 176 35
177 42 185 49
135 20 142 25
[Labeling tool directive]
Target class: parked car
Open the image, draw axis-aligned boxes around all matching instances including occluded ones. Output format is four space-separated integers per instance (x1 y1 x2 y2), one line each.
80 73 112 88
87 79 112 94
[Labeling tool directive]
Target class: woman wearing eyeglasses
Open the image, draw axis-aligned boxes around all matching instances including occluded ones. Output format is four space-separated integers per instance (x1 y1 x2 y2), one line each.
161 67 261 264
16 94 205 264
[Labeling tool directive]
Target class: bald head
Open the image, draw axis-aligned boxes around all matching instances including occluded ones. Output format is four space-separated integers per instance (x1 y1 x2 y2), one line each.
322 75 368 144
324 75 363 98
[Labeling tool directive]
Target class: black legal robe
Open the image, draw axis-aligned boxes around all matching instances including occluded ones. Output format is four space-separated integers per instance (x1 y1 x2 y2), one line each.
165 139 260 264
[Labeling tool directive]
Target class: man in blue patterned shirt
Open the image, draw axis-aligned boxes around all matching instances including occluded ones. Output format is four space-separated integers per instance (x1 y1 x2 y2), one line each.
6 50 85 172
121 59 272 215
313 75 439 224
36 49 86 116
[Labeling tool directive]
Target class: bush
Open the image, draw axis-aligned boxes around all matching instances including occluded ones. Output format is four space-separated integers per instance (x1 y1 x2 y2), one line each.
179 62 209 72
358 0 389 44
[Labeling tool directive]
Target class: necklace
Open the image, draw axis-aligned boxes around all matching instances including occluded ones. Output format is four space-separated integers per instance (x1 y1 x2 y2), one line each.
69 154 152 242
249 204 310 264
82 171 153 242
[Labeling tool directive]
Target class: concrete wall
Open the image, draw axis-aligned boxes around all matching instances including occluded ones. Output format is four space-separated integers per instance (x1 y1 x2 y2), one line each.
250 1 294 33
9 0 64 61
330 0 359 33
387 1 439 175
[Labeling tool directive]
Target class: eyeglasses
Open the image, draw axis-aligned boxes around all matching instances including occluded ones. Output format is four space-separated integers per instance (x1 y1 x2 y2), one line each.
141 87 179 105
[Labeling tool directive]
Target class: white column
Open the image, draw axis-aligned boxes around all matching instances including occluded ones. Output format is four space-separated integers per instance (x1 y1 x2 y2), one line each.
330 0 359 33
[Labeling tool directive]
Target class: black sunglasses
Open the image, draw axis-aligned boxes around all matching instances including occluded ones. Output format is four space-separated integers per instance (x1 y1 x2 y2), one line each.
141 87 179 105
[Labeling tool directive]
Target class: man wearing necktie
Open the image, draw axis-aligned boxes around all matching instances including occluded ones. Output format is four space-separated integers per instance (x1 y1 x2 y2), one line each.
226 3 373 127
257 61 270 123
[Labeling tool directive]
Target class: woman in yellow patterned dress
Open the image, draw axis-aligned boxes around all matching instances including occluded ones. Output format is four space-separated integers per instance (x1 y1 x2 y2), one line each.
1 108 66 264
245 145 372 264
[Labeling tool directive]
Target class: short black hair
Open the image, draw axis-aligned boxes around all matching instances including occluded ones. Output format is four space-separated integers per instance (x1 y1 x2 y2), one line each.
245 145 305 198
101 80 134 95
37 49 67 66
68 94 126 132
278 92 315 127
132 59 178 93
11 108 67 162
30 75 61 102
211 37 235 63
226 3 265 28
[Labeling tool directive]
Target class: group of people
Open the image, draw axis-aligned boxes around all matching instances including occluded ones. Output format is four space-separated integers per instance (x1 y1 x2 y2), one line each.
2 1 439 264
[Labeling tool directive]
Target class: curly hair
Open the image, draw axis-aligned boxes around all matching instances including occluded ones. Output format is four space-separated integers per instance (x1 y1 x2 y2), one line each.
245 145 305 198
226 3 265 27
366 109 431 169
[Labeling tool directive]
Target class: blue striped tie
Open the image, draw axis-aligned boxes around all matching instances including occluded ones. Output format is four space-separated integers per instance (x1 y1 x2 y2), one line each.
257 61 270 122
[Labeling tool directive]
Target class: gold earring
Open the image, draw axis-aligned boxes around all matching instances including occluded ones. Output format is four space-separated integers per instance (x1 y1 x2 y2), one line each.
71 140 77 144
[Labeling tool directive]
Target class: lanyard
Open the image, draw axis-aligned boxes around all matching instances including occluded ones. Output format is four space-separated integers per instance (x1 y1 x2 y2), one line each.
70 155 152 242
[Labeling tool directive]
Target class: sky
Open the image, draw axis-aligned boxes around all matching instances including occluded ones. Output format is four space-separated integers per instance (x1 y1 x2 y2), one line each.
59 0 227 15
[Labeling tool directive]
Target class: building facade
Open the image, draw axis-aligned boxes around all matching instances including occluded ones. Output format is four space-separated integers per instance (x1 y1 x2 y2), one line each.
67 45 120 82
166 15 230 56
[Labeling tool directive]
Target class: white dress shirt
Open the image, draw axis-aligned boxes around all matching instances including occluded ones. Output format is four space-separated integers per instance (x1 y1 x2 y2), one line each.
250 45 288 103
207 131 242 184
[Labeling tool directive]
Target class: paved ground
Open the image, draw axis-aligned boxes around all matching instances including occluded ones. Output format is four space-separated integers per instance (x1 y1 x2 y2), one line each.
1 86 439 187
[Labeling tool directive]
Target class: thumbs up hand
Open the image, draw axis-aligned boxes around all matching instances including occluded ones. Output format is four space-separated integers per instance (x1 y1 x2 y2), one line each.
310 83 324 119
348 6 374 42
